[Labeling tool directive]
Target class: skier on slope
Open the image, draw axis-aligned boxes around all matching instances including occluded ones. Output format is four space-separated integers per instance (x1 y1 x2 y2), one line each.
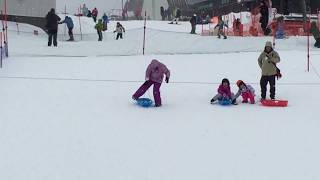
102 13 109 31
59 16 74 41
214 16 228 39
92 7 98 23
190 14 197 34
169 8 181 24
113 22 125 40
132 59 170 107
95 19 104 41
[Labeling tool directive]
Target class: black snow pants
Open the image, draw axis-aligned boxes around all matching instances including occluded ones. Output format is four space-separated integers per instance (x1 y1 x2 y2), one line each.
48 30 58 47
260 75 276 99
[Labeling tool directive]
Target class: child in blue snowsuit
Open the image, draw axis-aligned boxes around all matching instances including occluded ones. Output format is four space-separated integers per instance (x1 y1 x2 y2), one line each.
59 16 74 41
102 13 109 31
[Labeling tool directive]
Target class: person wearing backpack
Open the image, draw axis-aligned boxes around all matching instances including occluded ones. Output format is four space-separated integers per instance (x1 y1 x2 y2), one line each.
258 41 281 100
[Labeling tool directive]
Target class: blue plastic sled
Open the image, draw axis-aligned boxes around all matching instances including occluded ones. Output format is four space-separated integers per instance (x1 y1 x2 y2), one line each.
218 98 232 106
136 98 153 107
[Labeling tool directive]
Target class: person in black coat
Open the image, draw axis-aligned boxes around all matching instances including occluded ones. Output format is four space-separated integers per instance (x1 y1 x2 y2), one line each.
45 8 61 46
190 14 197 34
259 1 270 35
160 6 165 21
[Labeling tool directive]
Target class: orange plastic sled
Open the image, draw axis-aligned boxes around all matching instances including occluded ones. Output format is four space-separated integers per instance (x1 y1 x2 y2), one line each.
261 99 288 107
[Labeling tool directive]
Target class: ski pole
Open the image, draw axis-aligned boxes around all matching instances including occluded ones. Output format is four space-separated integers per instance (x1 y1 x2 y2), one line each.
143 11 146 55
4 0 8 56
0 31 2 68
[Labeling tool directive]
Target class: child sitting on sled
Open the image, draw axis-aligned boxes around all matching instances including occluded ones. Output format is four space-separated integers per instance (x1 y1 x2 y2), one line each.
234 80 255 104
210 78 237 105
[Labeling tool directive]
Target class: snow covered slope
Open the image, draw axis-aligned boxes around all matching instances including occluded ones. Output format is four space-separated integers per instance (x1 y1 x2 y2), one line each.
1 20 320 180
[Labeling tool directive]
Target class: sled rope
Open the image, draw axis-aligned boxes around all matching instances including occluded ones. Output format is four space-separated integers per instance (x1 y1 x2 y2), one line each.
1 75 320 86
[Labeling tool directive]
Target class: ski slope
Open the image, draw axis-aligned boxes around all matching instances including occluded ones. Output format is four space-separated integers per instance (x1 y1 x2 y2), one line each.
1 20 320 180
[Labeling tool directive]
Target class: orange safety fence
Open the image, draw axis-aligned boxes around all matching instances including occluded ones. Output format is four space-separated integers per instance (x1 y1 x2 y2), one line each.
202 12 320 37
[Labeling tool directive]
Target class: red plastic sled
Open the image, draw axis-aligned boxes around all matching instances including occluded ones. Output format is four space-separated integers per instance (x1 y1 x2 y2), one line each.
261 99 288 107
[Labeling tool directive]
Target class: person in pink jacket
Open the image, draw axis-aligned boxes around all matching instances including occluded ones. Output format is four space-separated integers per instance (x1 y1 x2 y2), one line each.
132 59 170 107
210 78 237 104
234 80 255 104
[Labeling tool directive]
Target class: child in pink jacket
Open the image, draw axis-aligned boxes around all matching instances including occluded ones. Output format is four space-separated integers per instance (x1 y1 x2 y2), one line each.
210 78 237 104
132 59 170 107
234 80 255 104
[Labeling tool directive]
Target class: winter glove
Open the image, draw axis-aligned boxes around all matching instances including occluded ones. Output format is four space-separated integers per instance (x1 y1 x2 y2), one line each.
165 77 169 83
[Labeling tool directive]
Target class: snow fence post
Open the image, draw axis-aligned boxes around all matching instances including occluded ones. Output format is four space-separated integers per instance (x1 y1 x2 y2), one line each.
16 18 19 35
4 0 8 57
143 11 146 55
318 9 320 31
307 14 310 72
78 7 83 41
0 31 2 68
64 4 67 38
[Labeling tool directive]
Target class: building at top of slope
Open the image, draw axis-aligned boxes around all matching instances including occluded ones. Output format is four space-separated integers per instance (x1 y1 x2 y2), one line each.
0 0 56 30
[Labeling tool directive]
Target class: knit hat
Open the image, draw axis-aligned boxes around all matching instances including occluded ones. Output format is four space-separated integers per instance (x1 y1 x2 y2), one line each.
265 41 273 48
236 80 244 87
222 78 230 85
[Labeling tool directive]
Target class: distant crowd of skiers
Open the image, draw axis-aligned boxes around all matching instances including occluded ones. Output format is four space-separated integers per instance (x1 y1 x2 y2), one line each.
45 1 320 49
44 7 126 46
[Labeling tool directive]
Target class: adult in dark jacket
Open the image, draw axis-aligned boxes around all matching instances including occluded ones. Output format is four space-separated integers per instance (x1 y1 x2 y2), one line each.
259 1 269 35
59 16 74 41
258 41 281 100
45 8 61 46
190 14 197 34
160 6 165 21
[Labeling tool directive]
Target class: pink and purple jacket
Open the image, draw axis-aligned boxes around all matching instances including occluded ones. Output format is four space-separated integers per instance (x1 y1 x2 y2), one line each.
145 59 170 83
217 84 232 98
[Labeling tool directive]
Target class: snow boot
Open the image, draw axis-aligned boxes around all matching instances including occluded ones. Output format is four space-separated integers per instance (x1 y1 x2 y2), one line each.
232 99 238 105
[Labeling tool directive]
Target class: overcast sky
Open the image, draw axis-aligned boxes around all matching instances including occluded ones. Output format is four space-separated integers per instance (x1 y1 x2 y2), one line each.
56 0 122 15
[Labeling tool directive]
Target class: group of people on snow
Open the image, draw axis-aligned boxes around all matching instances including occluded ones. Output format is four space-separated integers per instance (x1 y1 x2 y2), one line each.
45 8 125 45
132 41 281 107
82 4 99 23
160 6 180 21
